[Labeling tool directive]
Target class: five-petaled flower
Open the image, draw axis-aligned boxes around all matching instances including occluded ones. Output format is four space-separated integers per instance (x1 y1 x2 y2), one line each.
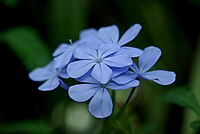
68 74 139 118
28 61 69 91
113 46 176 85
67 42 134 84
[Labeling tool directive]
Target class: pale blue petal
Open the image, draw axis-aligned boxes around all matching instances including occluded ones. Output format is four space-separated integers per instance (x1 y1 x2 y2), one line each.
53 51 73 68
76 73 99 84
29 68 53 81
116 46 143 57
139 46 161 73
111 66 129 78
69 84 99 102
91 63 112 84
118 24 142 46
52 43 71 56
130 62 139 73
79 28 97 38
97 25 119 44
74 43 96 59
42 61 53 69
100 44 120 58
58 67 69 78
80 36 103 49
107 80 139 90
141 70 176 85
89 88 113 118
112 71 137 84
67 60 95 78
59 79 68 90
38 77 59 91
103 54 132 67
58 66 69 79
70 40 81 50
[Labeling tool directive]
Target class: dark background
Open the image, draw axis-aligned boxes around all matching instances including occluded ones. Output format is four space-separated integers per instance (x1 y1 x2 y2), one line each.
0 0 200 134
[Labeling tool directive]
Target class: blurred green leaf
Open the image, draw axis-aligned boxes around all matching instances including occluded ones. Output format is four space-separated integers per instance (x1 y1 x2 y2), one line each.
190 120 200 131
0 120 54 134
3 27 51 70
47 0 88 48
1 0 21 7
136 122 158 134
163 86 200 116
112 120 132 134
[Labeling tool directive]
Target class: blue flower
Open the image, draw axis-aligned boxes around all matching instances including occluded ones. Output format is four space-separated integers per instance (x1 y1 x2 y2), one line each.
52 41 81 68
67 42 133 84
113 46 176 85
80 24 143 57
28 61 69 91
68 74 139 118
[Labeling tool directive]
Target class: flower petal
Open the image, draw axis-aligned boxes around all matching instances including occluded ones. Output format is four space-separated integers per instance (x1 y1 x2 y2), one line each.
28 68 53 81
74 43 96 60
89 88 113 118
139 46 161 73
118 24 142 46
38 77 59 91
79 28 97 38
80 36 103 49
67 60 95 78
112 71 137 84
91 63 112 84
111 66 129 78
76 73 99 84
52 43 71 57
116 46 143 57
58 67 69 79
130 62 139 73
69 84 99 102
97 25 119 44
53 51 73 68
107 80 139 90
142 70 176 85
59 79 68 90
100 44 120 59
103 54 132 67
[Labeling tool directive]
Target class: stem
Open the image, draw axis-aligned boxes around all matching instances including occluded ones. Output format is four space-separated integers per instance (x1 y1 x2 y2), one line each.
112 90 116 111
116 87 136 118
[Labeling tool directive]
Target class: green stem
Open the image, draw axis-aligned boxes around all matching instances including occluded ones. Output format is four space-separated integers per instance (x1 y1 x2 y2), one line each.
116 87 136 118
112 90 116 110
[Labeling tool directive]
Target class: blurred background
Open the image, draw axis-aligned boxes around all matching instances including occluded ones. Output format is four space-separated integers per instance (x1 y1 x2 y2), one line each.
0 0 200 134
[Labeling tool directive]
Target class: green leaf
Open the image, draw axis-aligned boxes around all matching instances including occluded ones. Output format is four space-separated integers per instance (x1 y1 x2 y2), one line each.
112 120 132 134
163 86 200 116
0 120 54 134
136 122 158 134
3 27 51 70
190 120 200 131
47 0 88 47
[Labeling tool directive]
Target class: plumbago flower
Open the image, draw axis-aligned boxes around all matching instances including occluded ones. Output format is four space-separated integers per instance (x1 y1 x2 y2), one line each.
67 24 144 84
52 40 81 68
28 23 176 119
80 24 143 57
113 46 176 85
67 42 134 84
68 73 139 118
28 61 69 91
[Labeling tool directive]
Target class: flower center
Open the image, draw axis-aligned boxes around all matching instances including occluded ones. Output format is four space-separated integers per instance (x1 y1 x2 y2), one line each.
95 50 103 63
96 58 102 63
101 84 106 88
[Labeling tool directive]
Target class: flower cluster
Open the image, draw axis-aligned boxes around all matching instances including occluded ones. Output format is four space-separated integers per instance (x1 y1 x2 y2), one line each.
29 24 176 118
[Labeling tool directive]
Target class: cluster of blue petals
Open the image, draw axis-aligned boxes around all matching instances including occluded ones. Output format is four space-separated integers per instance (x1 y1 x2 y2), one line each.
28 24 176 118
